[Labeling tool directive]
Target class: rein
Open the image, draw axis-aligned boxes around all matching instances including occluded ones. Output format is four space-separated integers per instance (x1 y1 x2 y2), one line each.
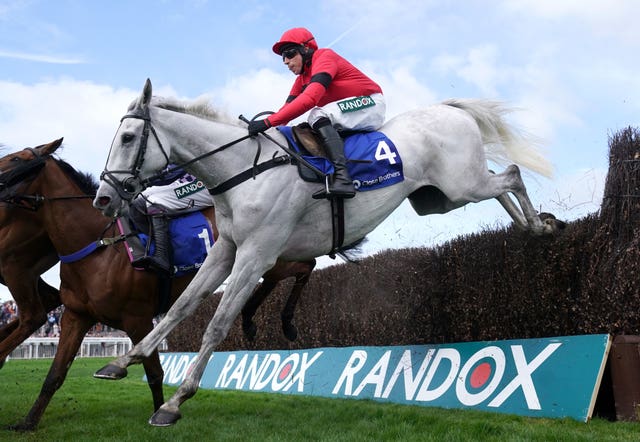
142 132 255 188
0 148 126 261
0 194 95 211
101 105 328 200
101 105 259 199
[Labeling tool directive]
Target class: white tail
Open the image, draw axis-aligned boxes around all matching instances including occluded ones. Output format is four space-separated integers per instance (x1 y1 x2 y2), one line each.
443 99 553 178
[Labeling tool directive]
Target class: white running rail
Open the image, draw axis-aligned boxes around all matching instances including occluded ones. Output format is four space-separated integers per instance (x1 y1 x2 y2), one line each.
8 337 168 360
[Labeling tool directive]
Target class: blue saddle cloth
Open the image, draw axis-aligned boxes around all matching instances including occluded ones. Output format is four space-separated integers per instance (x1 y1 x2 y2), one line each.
277 126 404 192
139 211 214 277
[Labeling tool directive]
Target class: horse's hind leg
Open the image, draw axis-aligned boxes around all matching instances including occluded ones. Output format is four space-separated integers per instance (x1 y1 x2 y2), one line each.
483 165 549 235
280 264 314 341
496 193 528 229
241 279 278 341
241 258 315 341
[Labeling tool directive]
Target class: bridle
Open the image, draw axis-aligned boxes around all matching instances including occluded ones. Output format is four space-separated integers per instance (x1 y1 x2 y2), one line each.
99 104 257 201
99 104 330 206
0 148 46 190
0 148 95 211
100 105 171 202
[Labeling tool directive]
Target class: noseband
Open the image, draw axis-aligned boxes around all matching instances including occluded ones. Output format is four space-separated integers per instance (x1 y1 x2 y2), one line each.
100 105 170 201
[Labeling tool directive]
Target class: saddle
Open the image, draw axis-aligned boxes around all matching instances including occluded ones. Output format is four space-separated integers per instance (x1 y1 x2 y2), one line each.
279 124 404 192
289 123 329 182
278 123 405 257
120 198 213 277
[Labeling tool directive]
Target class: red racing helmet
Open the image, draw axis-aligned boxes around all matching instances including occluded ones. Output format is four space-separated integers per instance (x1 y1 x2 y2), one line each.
272 27 318 55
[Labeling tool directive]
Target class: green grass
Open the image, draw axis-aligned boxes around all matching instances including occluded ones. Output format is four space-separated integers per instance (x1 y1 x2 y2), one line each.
1 358 639 441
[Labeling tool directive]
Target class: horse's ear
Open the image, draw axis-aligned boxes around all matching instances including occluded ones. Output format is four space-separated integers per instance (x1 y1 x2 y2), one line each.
142 78 152 107
41 138 63 155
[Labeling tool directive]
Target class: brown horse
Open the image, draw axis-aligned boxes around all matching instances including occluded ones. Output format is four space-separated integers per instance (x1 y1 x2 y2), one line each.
0 152 61 368
0 138 314 431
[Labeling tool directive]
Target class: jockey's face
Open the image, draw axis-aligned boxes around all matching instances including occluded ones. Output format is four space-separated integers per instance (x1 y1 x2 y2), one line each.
283 50 303 75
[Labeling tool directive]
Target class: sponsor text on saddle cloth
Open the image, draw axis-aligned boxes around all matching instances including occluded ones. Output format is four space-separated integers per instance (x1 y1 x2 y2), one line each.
278 126 404 191
128 176 214 276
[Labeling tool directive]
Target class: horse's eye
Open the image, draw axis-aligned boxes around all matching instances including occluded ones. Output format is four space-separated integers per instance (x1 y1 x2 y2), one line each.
10 157 20 162
121 133 135 144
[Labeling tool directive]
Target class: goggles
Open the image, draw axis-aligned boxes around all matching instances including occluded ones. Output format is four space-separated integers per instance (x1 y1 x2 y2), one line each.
282 47 300 61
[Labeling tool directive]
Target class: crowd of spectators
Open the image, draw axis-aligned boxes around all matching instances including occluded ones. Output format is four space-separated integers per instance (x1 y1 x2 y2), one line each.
0 300 17 327
0 300 125 337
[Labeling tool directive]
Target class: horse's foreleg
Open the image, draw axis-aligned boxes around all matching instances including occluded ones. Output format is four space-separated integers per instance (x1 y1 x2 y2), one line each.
141 349 165 411
8 310 92 432
0 277 61 368
0 320 19 345
149 252 276 426
126 322 165 412
94 243 235 381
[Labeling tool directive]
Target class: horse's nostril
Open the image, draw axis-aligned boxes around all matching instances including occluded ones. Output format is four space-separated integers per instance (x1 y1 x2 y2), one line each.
97 196 111 207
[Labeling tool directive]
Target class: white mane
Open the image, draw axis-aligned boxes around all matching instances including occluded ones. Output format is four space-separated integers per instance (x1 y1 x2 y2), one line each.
128 95 242 127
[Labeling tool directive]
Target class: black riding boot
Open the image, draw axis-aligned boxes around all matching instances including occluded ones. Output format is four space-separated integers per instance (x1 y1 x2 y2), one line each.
312 120 356 199
121 217 148 265
147 216 171 273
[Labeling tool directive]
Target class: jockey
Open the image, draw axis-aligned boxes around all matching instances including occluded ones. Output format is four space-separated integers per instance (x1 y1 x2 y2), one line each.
247 27 386 199
129 167 213 273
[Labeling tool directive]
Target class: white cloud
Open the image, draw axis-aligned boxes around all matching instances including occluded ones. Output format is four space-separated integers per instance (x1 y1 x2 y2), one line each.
375 66 439 118
0 49 84 64
0 79 143 175
455 44 503 97
210 68 300 123
500 0 640 44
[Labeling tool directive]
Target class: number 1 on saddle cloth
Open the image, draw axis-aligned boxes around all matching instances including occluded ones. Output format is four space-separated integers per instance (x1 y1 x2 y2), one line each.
118 170 214 275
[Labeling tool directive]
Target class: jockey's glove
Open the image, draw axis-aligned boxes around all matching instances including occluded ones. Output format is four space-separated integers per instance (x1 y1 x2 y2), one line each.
247 119 271 136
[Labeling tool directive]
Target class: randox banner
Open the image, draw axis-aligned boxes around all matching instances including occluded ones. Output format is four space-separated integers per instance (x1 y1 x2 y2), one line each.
157 334 610 422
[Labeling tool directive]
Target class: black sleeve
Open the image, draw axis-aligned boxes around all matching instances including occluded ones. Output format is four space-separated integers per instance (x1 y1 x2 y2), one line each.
310 72 332 89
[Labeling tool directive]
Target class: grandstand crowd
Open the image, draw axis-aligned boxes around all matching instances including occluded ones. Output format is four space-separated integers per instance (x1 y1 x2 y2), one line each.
0 300 125 337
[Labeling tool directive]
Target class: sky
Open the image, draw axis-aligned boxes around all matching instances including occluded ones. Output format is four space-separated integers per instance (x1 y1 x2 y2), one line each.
0 0 637 302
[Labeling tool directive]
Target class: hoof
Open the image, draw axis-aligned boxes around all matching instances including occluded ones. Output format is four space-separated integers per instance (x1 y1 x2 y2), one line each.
94 363 128 380
7 421 36 432
283 323 298 341
149 407 181 427
540 212 567 233
242 321 257 341
0 358 4 370
545 218 567 231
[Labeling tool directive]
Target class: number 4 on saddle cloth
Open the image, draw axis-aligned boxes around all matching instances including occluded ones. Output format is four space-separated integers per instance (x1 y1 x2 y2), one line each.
277 125 405 191
118 209 214 277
